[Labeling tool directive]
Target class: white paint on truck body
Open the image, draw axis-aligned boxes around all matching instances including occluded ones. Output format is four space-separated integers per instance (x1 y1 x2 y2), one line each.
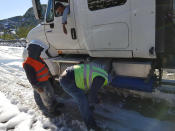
29 0 156 58
131 0 156 58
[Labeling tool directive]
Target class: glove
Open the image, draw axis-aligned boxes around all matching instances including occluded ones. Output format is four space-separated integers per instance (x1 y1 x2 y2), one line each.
37 87 43 93
33 84 44 93
88 95 100 105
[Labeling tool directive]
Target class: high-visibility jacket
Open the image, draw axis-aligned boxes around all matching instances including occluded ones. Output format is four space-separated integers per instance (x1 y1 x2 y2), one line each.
23 57 50 82
74 64 108 90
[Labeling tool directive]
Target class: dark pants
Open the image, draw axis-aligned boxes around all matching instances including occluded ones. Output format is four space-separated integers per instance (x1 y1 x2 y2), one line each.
59 68 96 128
34 81 56 112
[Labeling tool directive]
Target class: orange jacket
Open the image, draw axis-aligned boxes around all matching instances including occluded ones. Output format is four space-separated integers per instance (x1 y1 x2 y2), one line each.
23 57 50 82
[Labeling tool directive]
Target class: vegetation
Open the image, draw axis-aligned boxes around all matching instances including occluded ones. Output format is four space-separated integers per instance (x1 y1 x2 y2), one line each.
0 5 46 40
16 26 34 38
0 33 15 40
0 26 34 40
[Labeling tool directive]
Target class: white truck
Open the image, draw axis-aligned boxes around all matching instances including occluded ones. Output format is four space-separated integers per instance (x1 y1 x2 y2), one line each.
24 0 175 92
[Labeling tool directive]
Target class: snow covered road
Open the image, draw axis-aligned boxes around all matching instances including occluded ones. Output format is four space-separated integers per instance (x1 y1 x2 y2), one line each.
0 46 175 131
0 92 56 131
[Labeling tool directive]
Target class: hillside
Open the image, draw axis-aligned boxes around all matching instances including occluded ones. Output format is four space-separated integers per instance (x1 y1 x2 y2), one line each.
0 5 46 31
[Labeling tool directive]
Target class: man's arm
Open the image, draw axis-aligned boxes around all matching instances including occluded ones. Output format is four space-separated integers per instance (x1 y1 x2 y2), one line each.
62 5 70 34
62 23 67 34
88 76 105 104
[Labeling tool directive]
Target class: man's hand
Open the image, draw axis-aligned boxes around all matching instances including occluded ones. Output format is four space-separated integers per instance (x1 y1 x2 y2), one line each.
63 24 67 35
37 87 44 93
33 83 44 93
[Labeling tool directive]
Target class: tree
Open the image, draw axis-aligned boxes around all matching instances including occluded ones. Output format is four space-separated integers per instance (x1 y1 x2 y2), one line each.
16 26 34 38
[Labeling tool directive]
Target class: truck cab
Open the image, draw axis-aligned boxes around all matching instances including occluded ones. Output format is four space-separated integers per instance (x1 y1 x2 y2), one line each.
29 0 157 57
26 0 175 91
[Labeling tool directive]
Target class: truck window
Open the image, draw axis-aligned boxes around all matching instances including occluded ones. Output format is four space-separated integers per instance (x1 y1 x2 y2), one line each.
54 0 69 17
46 0 54 22
88 0 127 11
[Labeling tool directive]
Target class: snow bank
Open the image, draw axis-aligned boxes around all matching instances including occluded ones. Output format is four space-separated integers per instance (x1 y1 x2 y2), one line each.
0 92 51 131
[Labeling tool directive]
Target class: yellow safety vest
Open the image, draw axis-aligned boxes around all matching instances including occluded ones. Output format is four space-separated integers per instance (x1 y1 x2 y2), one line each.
74 64 108 90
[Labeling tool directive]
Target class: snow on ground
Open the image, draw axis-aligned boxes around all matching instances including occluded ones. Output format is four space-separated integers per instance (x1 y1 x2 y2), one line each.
0 46 175 131
0 41 26 47
0 46 55 131
0 92 55 131
0 46 38 114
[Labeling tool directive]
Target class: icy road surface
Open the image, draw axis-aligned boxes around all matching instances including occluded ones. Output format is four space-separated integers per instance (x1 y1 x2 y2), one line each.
0 46 175 131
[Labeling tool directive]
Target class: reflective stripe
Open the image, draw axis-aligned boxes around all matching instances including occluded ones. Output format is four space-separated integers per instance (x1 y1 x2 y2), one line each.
74 64 108 90
92 69 108 79
89 64 93 87
92 66 108 76
88 65 108 87
83 64 88 90
37 66 47 74
37 72 50 79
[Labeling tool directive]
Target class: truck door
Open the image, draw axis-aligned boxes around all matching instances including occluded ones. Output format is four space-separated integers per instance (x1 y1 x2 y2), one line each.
87 0 130 50
44 0 80 50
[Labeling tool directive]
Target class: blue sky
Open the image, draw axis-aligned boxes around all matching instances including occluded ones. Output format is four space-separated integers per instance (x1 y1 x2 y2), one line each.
0 0 47 20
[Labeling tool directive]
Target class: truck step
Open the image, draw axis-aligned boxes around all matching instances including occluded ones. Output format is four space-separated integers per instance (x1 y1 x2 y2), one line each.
49 56 84 64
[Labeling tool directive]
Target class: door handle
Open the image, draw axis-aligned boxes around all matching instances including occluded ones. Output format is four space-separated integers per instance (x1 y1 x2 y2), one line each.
50 23 54 28
46 30 52 33
71 28 77 40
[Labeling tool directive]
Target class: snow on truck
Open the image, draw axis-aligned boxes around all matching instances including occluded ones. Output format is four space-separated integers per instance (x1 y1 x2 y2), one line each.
24 0 175 92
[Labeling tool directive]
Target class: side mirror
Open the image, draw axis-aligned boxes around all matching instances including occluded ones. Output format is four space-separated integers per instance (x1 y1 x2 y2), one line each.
32 0 44 20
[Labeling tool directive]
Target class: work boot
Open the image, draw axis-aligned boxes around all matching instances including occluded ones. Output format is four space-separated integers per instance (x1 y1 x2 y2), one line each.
48 103 62 116
48 108 62 117
87 124 102 131
52 99 64 108
47 101 64 117
86 118 102 131
89 105 95 112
